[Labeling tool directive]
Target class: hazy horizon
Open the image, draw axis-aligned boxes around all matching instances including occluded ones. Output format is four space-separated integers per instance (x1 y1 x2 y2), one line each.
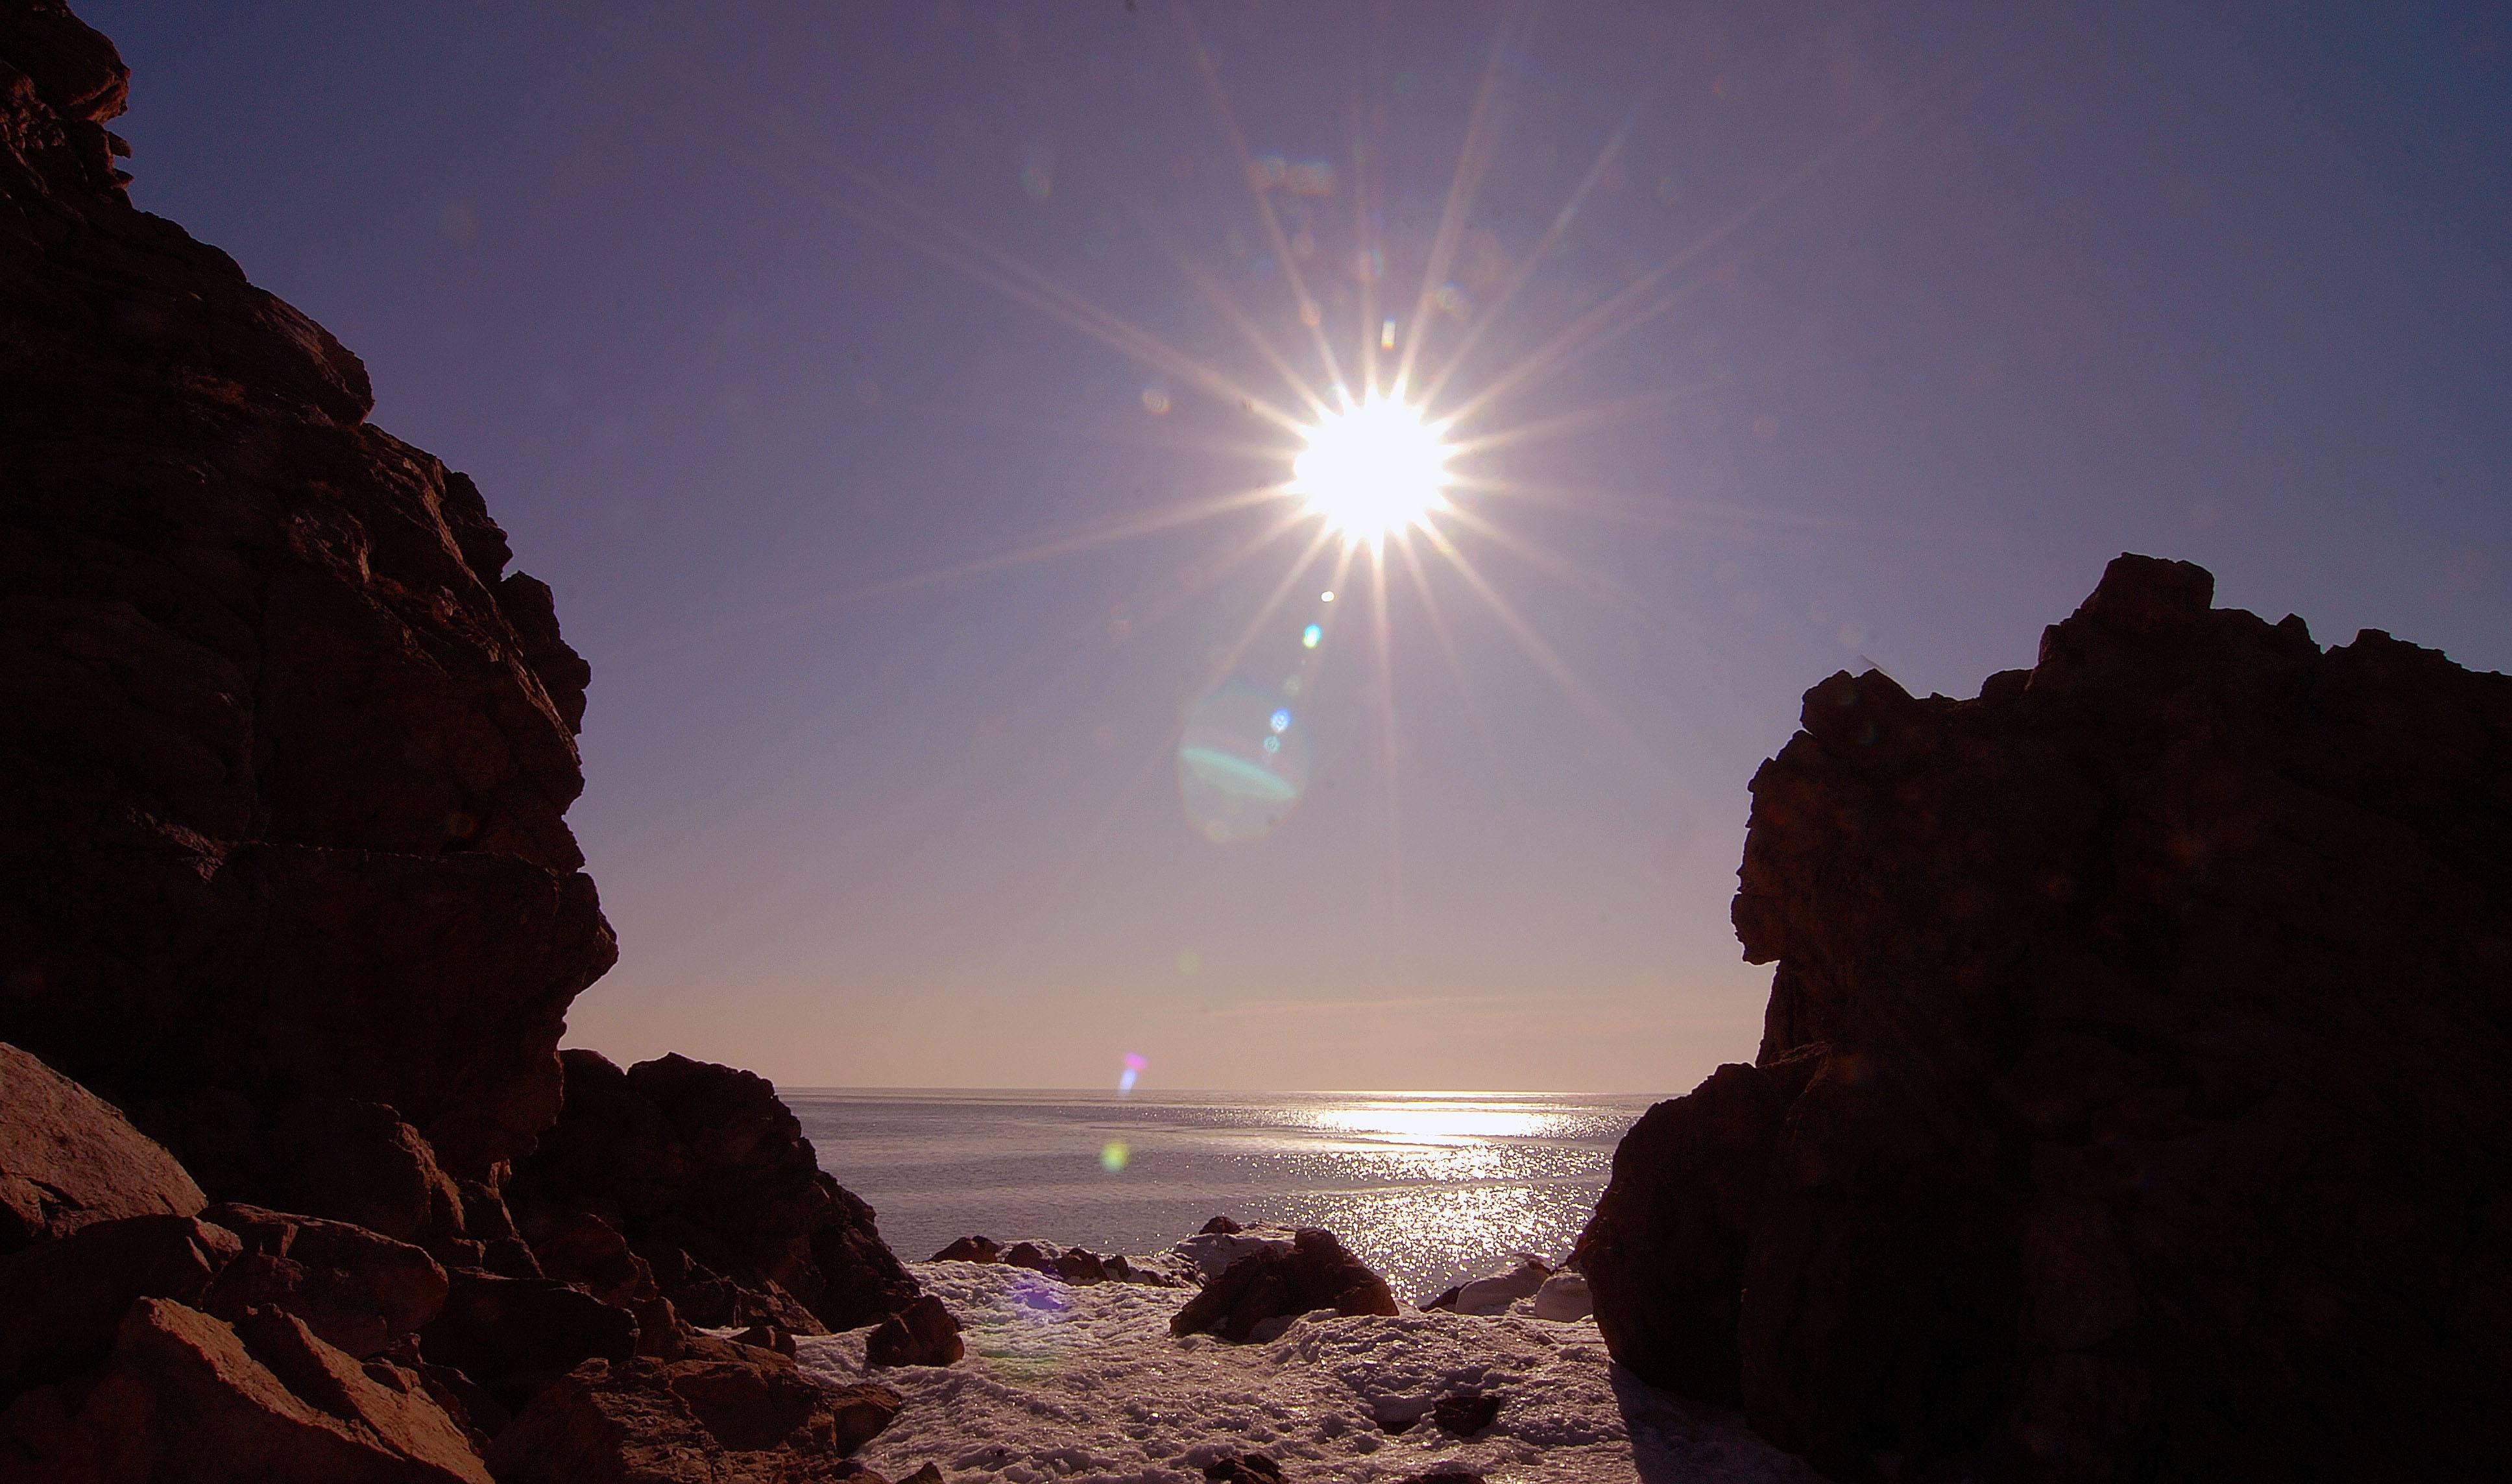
87 1 2510 1095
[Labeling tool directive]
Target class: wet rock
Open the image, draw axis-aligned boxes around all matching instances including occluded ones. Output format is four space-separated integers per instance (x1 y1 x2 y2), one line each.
1432 1390 1501 1435
1170 1228 1398 1342
504 1051 918 1334
1201 1454 1284 1483
1424 1256 1551 1315
1582 555 2512 1480
1530 1270 1591 1322
0 1042 205 1250
1169 1226 1296 1284
0 1297 488 1483
0 0 615 1186
1000 1239 1109 1285
200 1204 448 1359
1102 1252 1190 1287
416 1266 636 1413
483 1354 900 1481
930 1235 1000 1263
865 1295 964 1369
0 1213 238 1400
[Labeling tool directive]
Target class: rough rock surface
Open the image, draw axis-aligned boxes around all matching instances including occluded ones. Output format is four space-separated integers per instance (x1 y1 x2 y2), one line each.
199 1203 450 1359
0 1 616 1197
1581 556 2512 1481
0 1297 489 1483
1170 1228 1400 1342
0 1212 239 1400
483 1354 900 1483
863 1295 962 1369
0 1042 206 1249
417 1266 638 1414
505 1051 917 1334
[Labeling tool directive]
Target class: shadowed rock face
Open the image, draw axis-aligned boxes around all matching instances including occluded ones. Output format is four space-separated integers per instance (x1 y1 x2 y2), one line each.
505 1051 920 1334
1580 555 2512 1481
0 3 614 1184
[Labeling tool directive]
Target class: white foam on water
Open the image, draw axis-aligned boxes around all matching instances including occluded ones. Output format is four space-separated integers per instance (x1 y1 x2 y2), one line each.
799 1260 1817 1484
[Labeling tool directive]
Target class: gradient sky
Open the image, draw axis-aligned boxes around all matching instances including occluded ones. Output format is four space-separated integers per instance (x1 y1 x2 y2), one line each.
86 2 2509 1094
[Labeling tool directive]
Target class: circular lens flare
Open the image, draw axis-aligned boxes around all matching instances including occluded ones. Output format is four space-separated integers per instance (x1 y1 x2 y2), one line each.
1291 394 1451 544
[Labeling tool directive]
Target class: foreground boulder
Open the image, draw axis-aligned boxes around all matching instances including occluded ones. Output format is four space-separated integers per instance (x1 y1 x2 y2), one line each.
504 1051 917 1334
1581 556 2512 1481
1170 1228 1398 1341
0 0 616 1196
0 1043 206 1250
0 1297 487 1483
484 1354 899 1482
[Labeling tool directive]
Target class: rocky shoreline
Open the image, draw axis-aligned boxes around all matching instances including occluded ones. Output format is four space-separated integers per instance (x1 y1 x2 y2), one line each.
5 3 2507 1480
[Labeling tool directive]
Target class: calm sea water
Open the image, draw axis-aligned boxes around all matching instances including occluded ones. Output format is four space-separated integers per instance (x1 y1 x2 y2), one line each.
788 1090 1654 1305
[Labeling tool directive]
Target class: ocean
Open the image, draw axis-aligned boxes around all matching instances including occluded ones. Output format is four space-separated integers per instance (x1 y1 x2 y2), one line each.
788 1089 1656 1306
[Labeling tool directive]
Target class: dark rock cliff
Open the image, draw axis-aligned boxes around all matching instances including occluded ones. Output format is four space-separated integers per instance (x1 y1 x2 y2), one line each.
0 1 615 1193
1 6 928 1475
1581 555 2512 1481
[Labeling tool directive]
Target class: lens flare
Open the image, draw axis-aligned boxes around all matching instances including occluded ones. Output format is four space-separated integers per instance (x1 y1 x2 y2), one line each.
1099 1140 1130 1173
1290 394 1452 545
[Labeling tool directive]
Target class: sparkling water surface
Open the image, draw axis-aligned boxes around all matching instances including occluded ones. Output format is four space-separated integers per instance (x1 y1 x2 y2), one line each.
790 1090 1653 1305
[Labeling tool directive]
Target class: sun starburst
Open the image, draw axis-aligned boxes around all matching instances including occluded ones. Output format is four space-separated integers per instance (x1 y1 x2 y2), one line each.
764 3 1892 933
1290 393 1453 546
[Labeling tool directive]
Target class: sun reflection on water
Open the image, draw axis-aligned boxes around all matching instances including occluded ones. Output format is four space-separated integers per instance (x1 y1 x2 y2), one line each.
1295 1101 1569 1145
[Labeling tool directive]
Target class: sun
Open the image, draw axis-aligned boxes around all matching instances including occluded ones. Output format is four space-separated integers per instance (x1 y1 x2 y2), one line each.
1290 393 1453 545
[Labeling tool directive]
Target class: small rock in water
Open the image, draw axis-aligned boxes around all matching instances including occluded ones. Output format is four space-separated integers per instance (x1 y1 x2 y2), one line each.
1052 1247 1107 1284
1198 1215 1244 1235
1202 1454 1285 1483
1170 1228 1397 1341
867 1295 964 1367
1433 1390 1501 1435
929 1236 1000 1263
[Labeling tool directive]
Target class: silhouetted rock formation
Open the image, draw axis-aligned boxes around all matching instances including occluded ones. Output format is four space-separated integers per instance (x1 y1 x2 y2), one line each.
1582 555 2512 1481
504 1051 919 1334
0 0 615 1225
0 8 923 1476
